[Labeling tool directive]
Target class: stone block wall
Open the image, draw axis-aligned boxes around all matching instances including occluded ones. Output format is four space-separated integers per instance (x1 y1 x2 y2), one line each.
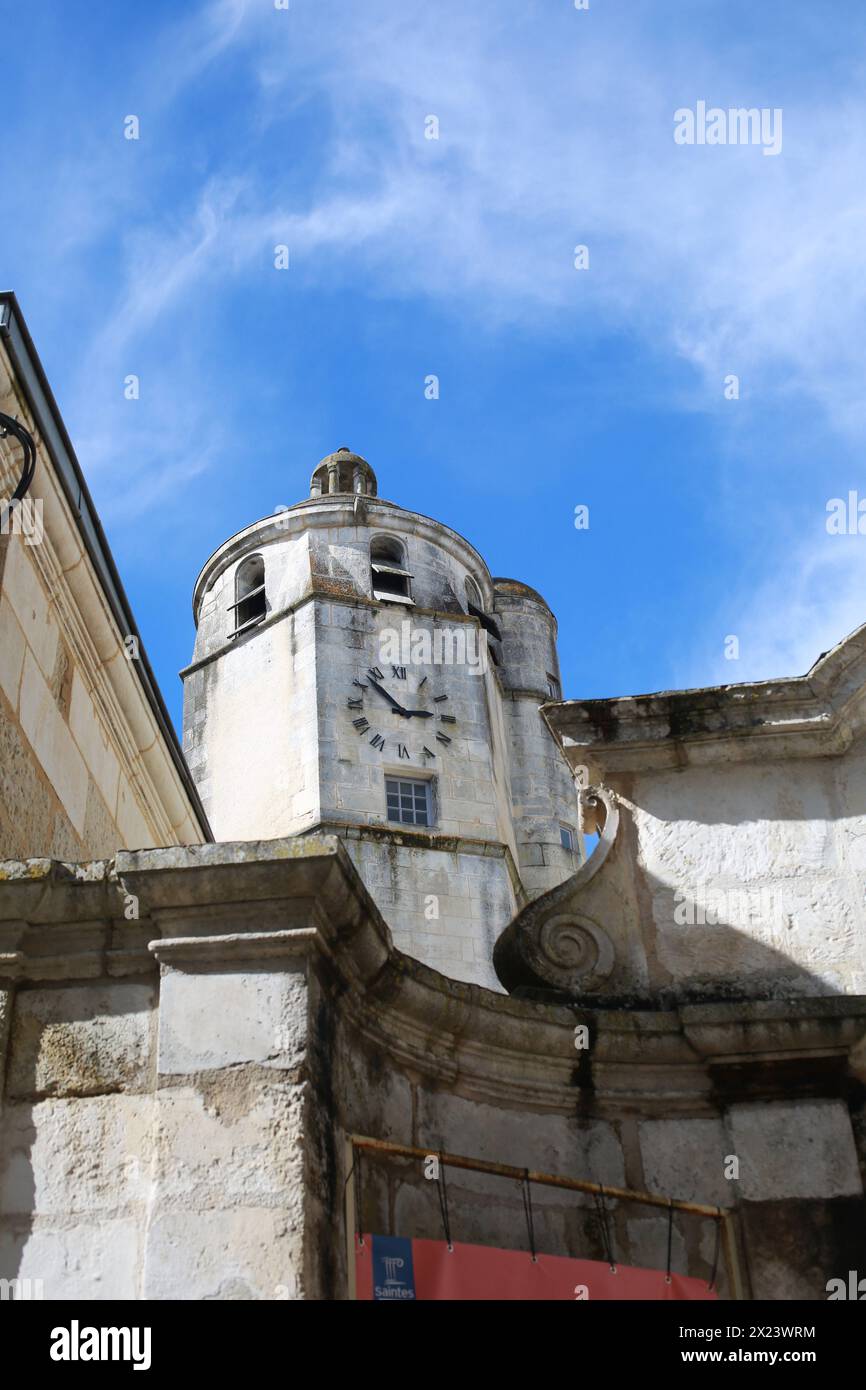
1 840 863 1302
0 539 148 859
0 329 206 858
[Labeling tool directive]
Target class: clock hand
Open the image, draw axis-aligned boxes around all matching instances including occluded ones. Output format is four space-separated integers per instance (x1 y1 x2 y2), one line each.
404 708 434 718
367 677 410 716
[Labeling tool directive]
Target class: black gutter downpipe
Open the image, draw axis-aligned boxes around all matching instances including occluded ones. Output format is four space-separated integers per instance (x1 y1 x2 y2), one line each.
0 409 37 531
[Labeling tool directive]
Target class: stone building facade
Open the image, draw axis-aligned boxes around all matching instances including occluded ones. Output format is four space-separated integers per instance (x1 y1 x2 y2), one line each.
0 303 864 1302
181 449 581 988
0 292 209 859
1 829 863 1300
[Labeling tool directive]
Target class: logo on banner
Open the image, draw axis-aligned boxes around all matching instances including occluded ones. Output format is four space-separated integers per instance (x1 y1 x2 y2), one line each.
372 1236 416 1300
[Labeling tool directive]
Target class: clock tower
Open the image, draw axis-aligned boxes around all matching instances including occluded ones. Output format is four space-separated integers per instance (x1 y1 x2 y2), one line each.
181 449 582 988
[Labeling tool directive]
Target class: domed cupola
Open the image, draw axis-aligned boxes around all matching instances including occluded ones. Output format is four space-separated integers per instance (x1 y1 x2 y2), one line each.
309 447 377 498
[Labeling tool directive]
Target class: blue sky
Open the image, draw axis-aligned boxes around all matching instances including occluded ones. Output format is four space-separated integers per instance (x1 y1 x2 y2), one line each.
4 0 866 731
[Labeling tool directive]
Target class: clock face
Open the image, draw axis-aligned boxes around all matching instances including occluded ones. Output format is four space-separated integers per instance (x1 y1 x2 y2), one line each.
346 663 457 762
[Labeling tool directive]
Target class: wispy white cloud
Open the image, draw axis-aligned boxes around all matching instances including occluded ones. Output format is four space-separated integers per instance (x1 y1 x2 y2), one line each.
70 3 866 419
149 0 257 104
14 0 866 685
675 522 866 689
200 2 866 440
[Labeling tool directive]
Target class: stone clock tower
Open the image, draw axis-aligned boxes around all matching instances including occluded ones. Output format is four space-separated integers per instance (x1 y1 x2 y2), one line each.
181 449 582 988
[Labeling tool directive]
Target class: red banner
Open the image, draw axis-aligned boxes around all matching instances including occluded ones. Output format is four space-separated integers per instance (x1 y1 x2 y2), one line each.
355 1234 718 1301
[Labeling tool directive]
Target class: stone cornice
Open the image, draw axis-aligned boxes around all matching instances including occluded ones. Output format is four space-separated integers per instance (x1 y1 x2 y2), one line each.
542 621 866 773
191 497 496 622
179 591 485 679
20 502 187 846
1 839 864 1114
317 818 527 907
0 301 210 843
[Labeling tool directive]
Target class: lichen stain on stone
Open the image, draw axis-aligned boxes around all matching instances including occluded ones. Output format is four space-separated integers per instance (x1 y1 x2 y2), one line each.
22 1020 132 1097
311 576 357 599
193 1067 272 1124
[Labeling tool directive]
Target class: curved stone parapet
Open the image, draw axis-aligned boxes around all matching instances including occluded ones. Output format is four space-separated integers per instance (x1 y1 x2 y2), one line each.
493 786 620 995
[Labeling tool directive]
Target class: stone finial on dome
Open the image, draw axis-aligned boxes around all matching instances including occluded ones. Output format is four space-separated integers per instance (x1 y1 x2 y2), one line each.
309 448 377 499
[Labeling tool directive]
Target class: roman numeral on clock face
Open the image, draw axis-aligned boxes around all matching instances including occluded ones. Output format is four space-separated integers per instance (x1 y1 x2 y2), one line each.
347 697 363 710
370 733 385 750
433 694 448 703
436 732 452 746
391 665 406 680
352 717 370 733
352 678 368 690
422 746 436 759
367 666 384 680
439 714 456 723
397 743 409 759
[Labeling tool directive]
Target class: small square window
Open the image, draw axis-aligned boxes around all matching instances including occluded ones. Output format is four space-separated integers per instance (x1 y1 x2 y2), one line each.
386 776 434 827
560 825 574 852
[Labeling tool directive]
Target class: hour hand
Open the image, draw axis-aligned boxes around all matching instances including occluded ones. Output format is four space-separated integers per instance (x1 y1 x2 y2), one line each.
405 708 434 718
367 677 409 715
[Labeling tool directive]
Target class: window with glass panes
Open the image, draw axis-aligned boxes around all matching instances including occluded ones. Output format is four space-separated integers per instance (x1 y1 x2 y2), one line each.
386 777 433 827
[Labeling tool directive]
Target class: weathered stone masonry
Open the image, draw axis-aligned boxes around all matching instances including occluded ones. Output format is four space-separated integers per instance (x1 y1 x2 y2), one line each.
2 343 866 1305
181 450 582 990
1 837 863 1300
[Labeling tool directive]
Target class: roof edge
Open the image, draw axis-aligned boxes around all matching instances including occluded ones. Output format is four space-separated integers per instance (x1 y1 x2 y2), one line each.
0 291 213 841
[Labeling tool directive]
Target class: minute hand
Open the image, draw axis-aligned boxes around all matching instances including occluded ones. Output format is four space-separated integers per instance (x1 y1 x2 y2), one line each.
404 708 434 718
367 677 410 716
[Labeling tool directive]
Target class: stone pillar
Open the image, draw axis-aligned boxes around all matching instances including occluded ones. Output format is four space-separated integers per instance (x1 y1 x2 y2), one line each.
143 928 314 1299
114 836 388 1301
327 463 338 494
0 861 157 1300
